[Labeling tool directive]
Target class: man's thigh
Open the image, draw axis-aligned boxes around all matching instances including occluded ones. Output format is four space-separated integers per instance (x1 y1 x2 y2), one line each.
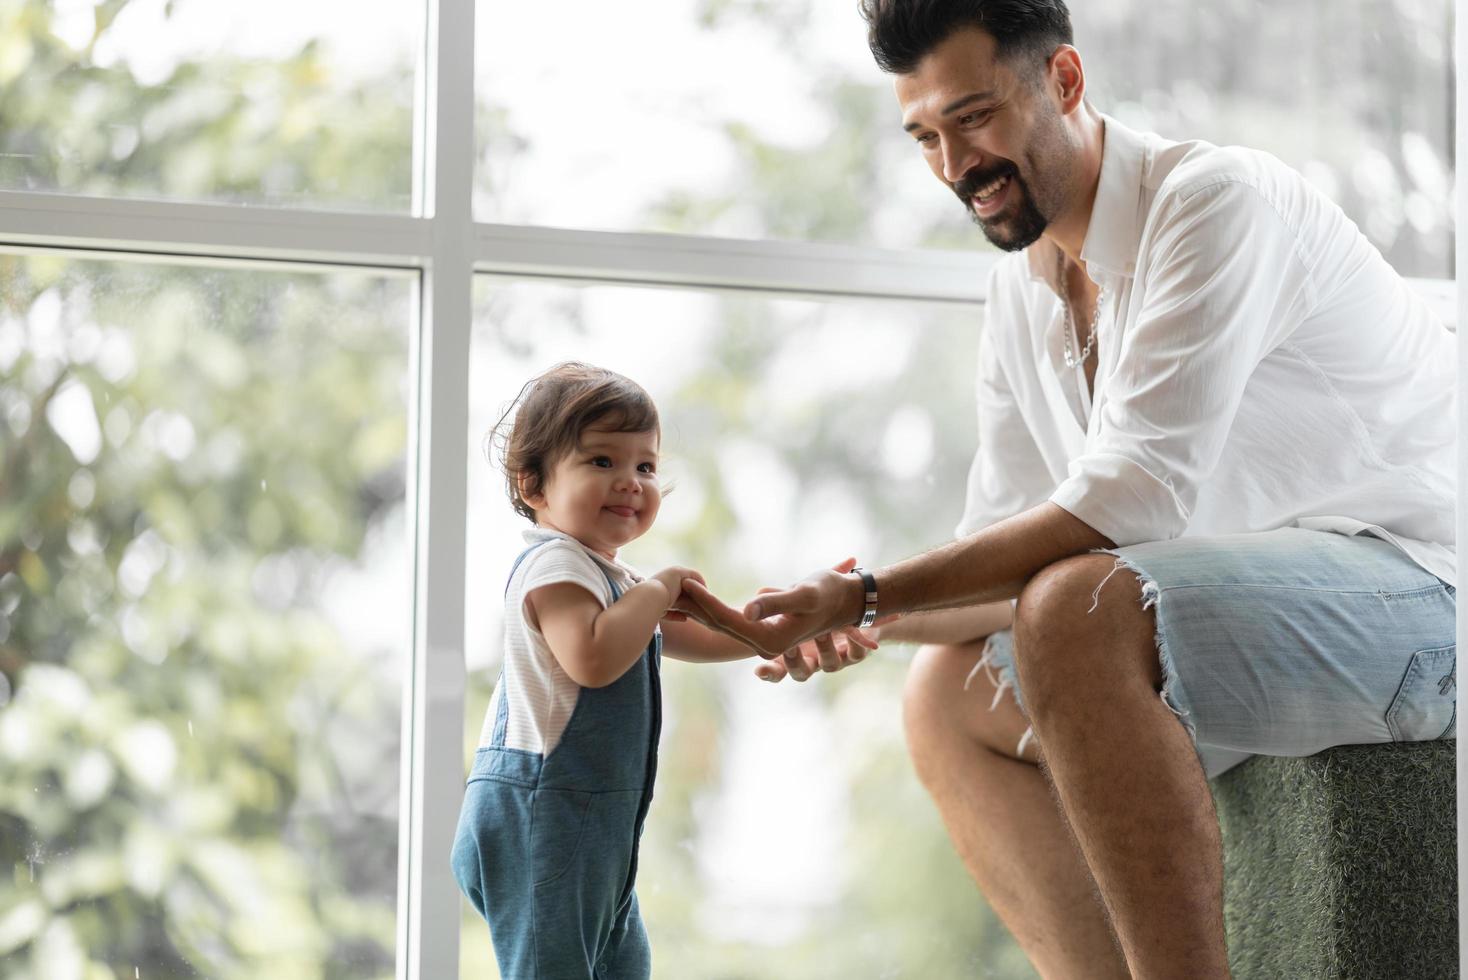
1106 527 1456 778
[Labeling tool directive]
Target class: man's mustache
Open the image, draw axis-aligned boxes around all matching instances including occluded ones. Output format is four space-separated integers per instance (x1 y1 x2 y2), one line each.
953 162 1019 202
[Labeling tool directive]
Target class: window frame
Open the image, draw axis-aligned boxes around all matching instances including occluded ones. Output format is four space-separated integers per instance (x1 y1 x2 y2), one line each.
1455 4 1466 974
0 1 1459 976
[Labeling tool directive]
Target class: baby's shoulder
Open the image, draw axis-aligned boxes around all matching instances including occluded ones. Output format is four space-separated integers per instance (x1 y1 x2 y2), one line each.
510 536 611 601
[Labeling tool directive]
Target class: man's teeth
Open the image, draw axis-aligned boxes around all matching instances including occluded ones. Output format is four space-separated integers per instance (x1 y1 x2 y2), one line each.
975 174 1010 202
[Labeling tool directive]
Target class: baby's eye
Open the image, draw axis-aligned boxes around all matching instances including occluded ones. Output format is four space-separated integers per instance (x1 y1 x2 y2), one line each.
637 462 656 474
590 456 613 468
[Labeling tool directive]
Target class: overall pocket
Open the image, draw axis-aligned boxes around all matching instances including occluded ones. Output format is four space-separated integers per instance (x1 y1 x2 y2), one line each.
1386 645 1456 742
529 788 596 887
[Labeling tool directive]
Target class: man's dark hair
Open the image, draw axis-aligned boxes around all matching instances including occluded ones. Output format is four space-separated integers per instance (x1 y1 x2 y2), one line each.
859 0 1073 76
491 361 660 524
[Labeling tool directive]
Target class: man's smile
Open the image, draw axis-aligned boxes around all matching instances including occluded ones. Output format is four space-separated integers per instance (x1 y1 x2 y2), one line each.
971 173 1015 217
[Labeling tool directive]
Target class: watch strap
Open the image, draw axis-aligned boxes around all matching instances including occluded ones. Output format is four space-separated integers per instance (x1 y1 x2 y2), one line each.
851 566 878 629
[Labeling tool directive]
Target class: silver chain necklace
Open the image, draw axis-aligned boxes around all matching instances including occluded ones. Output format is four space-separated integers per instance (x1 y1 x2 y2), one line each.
1059 254 1104 369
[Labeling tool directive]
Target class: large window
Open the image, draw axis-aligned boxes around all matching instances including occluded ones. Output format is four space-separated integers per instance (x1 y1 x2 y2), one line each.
0 0 1456 977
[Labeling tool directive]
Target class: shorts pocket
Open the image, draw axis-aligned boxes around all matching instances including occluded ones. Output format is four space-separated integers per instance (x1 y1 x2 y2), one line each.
530 789 595 887
1386 646 1456 742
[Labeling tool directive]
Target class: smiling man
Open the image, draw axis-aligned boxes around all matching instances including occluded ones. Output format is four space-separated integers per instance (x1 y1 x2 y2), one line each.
681 1 1457 977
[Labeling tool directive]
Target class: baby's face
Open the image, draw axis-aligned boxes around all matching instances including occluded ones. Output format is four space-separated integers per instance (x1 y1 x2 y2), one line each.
526 425 661 559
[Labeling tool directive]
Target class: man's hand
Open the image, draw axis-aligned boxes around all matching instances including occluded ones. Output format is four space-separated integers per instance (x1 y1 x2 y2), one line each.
753 624 879 683
681 564 865 653
676 558 884 679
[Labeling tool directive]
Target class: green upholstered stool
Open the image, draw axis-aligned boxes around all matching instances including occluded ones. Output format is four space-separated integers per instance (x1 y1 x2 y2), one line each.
1211 741 1458 979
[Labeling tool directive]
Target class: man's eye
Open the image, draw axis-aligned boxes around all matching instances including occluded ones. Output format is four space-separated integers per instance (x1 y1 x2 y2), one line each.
915 132 936 144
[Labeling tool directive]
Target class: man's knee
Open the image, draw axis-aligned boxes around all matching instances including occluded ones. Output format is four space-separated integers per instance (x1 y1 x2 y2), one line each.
1012 554 1149 715
1014 555 1116 646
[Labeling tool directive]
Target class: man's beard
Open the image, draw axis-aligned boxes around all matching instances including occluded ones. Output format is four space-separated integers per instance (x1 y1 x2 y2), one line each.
954 162 1049 252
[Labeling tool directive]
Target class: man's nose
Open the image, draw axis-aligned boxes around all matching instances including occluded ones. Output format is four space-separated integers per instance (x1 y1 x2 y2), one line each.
942 139 979 186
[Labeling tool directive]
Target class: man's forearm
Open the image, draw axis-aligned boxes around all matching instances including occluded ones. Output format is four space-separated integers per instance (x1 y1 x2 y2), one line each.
879 602 1014 646
878 502 1113 616
692 503 1113 658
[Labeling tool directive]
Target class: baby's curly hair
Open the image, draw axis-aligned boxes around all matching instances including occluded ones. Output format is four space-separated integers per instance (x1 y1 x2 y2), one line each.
490 362 660 523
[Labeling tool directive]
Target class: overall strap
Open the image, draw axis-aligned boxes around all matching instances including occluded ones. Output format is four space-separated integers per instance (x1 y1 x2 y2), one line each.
503 539 557 597
505 538 624 601
491 539 558 748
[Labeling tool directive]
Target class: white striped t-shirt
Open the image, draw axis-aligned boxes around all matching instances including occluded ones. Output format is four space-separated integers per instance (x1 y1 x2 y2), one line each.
477 527 645 756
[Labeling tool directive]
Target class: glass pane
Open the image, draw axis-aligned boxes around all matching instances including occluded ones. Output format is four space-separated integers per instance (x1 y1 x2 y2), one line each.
474 0 956 247
0 0 419 211
475 0 1452 277
0 254 411 977
463 279 1034 977
1081 0 1454 278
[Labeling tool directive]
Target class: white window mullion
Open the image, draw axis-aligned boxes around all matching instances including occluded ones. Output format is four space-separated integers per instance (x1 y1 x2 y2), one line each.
0 189 431 266
401 1 475 978
1455 1 1466 975
0 191 1451 328
474 221 998 304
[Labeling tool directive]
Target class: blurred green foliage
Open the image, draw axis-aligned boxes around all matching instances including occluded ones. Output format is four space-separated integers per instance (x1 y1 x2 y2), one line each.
0 248 411 978
0 0 414 208
0 2 415 970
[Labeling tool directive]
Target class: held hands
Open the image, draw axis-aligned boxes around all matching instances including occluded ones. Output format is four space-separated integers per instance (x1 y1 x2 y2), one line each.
676 558 887 683
651 565 705 611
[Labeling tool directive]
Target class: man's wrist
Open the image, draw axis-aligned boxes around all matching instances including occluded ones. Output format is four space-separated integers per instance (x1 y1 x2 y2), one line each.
848 567 878 628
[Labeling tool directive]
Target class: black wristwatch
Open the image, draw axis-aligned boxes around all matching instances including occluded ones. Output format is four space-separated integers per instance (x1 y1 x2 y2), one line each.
850 567 878 628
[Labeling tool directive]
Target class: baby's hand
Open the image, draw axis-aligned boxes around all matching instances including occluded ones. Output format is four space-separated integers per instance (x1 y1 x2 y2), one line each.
651 566 705 608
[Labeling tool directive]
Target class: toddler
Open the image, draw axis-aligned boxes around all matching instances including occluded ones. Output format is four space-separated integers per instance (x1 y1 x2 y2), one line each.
451 362 761 979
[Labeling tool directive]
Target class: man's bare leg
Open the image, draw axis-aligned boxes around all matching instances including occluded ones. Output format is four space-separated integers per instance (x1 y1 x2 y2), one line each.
904 641 1131 979
1012 555 1230 979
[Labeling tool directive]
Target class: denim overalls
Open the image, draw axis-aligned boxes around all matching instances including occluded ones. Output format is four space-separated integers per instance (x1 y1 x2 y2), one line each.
452 541 662 979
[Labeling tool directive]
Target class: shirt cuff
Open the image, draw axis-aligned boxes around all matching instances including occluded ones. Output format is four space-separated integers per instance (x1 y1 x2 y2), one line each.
1049 452 1191 547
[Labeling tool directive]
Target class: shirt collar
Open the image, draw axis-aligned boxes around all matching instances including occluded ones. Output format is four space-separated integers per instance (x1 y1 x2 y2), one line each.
1025 114 1150 290
521 526 640 583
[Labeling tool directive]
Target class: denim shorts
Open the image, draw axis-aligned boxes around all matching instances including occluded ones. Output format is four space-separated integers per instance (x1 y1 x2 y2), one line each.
975 527 1457 778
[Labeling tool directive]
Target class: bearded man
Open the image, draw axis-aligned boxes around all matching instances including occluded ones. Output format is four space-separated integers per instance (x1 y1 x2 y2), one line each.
683 2 1457 977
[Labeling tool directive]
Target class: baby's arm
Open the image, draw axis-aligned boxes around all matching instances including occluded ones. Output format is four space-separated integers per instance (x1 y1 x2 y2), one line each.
527 566 698 688
659 617 756 664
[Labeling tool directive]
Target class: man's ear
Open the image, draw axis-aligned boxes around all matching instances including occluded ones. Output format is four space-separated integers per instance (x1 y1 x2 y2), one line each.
1049 44 1086 115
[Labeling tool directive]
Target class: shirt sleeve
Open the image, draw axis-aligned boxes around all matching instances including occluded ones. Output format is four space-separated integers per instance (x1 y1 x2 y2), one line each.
517 540 614 612
1050 179 1315 545
956 280 1060 538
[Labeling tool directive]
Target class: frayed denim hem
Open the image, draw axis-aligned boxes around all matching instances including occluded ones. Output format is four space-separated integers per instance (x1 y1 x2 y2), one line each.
1090 550 1195 741
964 630 1036 757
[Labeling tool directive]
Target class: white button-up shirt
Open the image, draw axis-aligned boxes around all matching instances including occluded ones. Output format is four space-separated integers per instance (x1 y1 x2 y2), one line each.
957 117 1456 584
